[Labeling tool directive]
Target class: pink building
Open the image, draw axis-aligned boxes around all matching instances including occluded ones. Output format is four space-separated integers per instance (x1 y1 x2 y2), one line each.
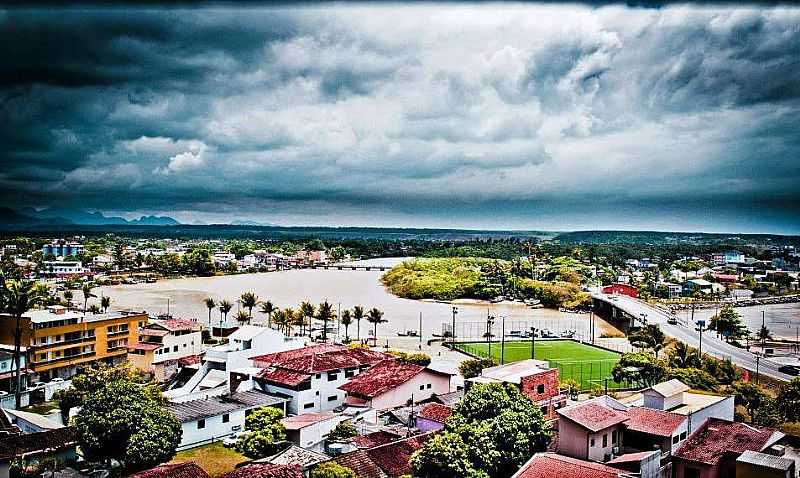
415 403 452 432
339 360 452 410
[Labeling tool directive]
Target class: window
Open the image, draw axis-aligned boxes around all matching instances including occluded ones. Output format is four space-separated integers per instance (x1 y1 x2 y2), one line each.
173 345 178 352
590 438 595 447
602 434 607 447
419 385 425 391
426 384 432 389
328 372 338 382
672 435 679 445
612 431 618 444
315 373 321 379
222 414 230 423
345 368 356 378
328 395 338 402
197 419 205 429
316 391 320 396
304 403 315 410
680 431 687 440
537 384 545 394
685 467 701 478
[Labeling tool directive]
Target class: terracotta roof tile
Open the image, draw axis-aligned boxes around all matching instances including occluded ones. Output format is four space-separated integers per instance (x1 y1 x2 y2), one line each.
252 345 388 374
350 430 404 449
128 342 162 351
157 319 202 332
624 407 685 437
333 450 388 478
129 462 210 478
339 360 426 399
364 433 433 477
557 402 628 433
674 418 781 466
258 368 311 387
220 464 303 478
0 427 78 461
513 453 628 478
417 403 452 423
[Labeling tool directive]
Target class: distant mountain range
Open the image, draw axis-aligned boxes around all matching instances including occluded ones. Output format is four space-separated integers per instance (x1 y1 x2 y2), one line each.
8 207 181 226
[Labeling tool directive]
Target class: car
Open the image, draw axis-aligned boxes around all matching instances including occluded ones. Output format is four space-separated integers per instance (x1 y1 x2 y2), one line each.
779 365 800 376
0 391 8 397
27 381 46 390
667 317 678 325
222 432 247 447
49 378 64 383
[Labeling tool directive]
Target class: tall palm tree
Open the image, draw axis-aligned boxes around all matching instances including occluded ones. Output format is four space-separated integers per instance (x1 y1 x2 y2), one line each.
5 280 43 408
340 309 353 342
259 300 275 328
270 309 286 334
81 284 95 314
63 290 73 309
88 304 101 314
299 301 315 337
218 300 233 337
100 295 111 313
366 307 386 346
281 307 296 336
204 297 216 328
235 310 250 326
353 305 365 341
240 292 259 323
316 300 336 342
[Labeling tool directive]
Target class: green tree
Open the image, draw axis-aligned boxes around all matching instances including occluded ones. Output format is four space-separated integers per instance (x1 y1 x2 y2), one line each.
316 300 336 342
63 289 73 308
82 283 95 314
240 291 259 321
667 368 718 391
310 462 357 478
340 309 353 342
100 295 111 313
668 342 701 369
54 387 82 425
73 367 181 471
3 280 44 408
708 305 748 342
702 357 740 385
353 305 365 340
458 358 495 379
235 310 251 326
203 297 216 328
411 433 485 478
612 352 669 388
328 420 358 442
778 379 800 422
218 300 233 326
629 324 667 358
299 301 316 337
259 300 276 328
732 381 771 420
236 406 286 459
366 307 386 345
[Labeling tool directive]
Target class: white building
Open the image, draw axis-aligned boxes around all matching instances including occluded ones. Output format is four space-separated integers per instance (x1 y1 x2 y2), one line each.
167 390 288 450
128 319 204 382
41 261 84 276
281 411 348 452
213 252 236 266
91 254 114 269
249 344 390 415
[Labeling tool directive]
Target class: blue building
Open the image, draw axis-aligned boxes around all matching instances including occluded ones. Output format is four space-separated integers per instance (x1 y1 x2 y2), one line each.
0 347 27 394
42 240 84 258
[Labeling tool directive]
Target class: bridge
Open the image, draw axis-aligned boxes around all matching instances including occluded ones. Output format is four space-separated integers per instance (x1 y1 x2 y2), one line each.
299 263 392 272
592 292 793 381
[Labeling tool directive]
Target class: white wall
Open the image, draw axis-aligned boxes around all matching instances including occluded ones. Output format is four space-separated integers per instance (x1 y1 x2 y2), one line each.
587 425 623 462
261 367 360 415
291 416 348 451
686 396 735 434
368 370 450 410
178 409 246 450
154 331 203 364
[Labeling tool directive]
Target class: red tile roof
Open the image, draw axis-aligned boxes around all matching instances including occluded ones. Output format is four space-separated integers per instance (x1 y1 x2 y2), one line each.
607 451 659 464
281 412 337 430
333 450 388 478
258 367 311 387
178 354 203 366
558 402 628 433
350 430 404 449
674 418 781 466
158 319 202 332
0 427 78 461
220 464 303 478
251 344 388 374
364 433 433 477
417 403 452 423
128 342 162 351
624 407 685 438
339 360 427 399
129 462 210 478
514 453 627 478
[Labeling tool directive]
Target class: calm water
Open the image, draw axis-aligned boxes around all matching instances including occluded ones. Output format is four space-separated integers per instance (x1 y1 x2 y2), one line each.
694 303 800 340
96 258 599 340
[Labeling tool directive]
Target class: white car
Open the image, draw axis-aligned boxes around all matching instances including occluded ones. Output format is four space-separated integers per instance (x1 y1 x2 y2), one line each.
222 432 247 448
0 391 8 397
49 378 65 383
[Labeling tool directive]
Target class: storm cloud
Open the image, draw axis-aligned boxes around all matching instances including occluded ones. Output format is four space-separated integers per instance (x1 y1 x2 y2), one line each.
1 4 799 233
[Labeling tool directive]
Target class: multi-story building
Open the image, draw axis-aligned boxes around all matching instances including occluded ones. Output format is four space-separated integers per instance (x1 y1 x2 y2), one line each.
0 305 146 381
128 318 203 382
42 240 84 258
0 345 27 393
41 261 85 276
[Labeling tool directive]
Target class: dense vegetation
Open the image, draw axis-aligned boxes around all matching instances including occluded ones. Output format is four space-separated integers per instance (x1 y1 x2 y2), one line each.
380 258 487 300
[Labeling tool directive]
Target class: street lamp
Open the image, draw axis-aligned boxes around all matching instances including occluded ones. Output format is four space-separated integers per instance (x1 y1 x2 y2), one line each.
451 306 459 348
530 326 536 360
696 319 706 357
487 315 495 361
500 315 506 365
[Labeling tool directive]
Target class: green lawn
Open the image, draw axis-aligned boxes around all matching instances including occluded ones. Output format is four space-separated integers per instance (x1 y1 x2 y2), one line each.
456 339 625 391
171 443 248 477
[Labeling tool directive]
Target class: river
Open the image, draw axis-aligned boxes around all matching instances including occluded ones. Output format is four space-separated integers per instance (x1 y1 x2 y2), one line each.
96 258 608 342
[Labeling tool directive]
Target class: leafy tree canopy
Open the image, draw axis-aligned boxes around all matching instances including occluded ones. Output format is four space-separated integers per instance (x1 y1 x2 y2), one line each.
310 462 357 478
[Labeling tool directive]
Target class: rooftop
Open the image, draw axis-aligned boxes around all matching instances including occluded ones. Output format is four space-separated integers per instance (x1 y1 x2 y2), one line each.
220 464 302 478
736 450 795 471
251 344 389 374
364 433 433 477
558 401 628 433
167 391 287 423
128 463 210 478
350 430 404 449
644 379 689 398
339 360 448 399
619 389 727 415
259 445 329 469
154 318 202 332
280 412 338 430
674 418 783 466
477 359 552 384
624 407 685 438
0 427 78 461
512 453 631 478
417 403 452 423
20 308 145 324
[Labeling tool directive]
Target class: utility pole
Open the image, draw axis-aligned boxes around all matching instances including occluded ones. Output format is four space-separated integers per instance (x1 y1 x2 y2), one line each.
451 306 458 348
419 312 423 348
697 320 705 358
761 310 766 347
487 315 494 361
755 355 760 385
530 326 536 360
501 315 506 365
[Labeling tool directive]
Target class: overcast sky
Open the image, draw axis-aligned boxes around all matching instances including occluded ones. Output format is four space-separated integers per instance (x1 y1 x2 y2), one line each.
1 4 799 233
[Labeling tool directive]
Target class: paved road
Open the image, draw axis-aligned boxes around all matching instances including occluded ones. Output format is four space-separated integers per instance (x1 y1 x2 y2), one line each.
593 293 792 382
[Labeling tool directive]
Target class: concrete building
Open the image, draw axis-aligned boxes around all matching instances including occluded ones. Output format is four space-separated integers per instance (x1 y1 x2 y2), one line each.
0 306 146 381
42 241 83 258
0 346 27 393
128 318 203 382
41 261 84 276
280 411 348 452
415 403 452 432
339 360 452 410
512 453 637 478
735 450 795 478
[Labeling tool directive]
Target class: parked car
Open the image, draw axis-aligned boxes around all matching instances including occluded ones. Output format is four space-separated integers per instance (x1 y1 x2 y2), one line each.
0 391 8 397
667 317 678 325
779 365 800 376
27 382 45 390
49 378 64 383
222 432 247 448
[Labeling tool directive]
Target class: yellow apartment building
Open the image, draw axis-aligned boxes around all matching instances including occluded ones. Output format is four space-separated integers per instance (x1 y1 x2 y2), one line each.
0 305 147 381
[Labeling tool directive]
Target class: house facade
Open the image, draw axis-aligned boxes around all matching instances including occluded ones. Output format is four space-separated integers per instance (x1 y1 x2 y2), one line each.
339 360 452 410
128 318 203 382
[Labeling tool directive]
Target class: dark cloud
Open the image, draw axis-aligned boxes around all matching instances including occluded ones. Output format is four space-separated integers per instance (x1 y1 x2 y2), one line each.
0 5 799 233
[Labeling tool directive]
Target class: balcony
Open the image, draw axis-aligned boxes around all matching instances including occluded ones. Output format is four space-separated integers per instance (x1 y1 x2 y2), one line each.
33 351 96 366
107 329 130 337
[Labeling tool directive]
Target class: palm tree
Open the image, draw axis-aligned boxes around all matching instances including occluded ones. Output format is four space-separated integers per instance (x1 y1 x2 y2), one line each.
218 300 233 337
366 307 386 346
340 309 353 342
63 290 73 309
88 304 101 314
4 280 43 408
271 309 287 334
353 305 365 341
81 284 95 314
259 300 276 328
235 310 250 326
669 341 700 369
100 295 111 313
316 300 336 342
240 292 259 323
299 301 315 337
281 307 296 336
204 297 216 328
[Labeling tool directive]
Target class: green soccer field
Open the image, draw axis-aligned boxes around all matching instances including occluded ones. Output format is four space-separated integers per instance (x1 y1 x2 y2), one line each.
455 339 625 391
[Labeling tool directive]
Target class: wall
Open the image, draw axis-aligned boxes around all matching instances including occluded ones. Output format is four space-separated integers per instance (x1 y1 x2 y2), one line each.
290 416 348 451
587 425 623 462
736 462 792 478
260 366 365 415
154 331 203 365
557 416 590 460
673 458 715 478
685 396 734 434
178 409 246 450
520 369 563 419
416 417 445 433
368 370 451 410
